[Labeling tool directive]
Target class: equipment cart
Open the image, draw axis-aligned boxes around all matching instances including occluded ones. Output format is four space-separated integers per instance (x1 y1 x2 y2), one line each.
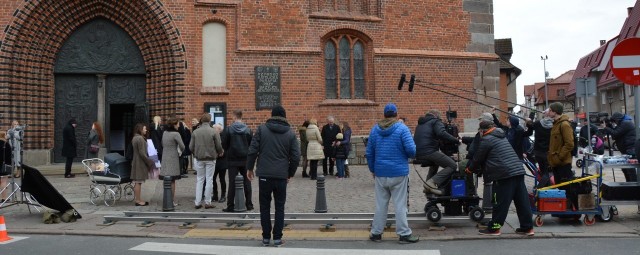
531 158 603 226
597 155 640 222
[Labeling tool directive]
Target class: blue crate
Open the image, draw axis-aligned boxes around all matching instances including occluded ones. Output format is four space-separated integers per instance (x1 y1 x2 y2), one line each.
538 189 566 198
451 179 466 197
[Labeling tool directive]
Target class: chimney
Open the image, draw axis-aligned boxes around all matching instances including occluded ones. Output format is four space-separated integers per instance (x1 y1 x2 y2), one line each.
629 7 633 16
600 40 606 46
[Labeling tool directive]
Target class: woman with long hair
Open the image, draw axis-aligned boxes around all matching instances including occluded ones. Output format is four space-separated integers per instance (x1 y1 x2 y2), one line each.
161 117 185 206
85 121 104 159
131 123 153 206
305 119 324 180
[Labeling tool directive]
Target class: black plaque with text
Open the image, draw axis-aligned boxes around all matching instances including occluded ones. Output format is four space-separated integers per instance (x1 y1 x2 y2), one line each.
255 66 282 110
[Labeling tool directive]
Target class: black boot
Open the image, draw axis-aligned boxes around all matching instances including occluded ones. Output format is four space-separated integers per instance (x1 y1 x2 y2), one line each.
302 170 309 178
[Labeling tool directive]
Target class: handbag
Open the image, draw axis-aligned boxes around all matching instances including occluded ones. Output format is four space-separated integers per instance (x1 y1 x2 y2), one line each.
89 144 100 153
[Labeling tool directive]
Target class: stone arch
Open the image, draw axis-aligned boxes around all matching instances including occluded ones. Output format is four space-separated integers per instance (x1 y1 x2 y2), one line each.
0 0 186 150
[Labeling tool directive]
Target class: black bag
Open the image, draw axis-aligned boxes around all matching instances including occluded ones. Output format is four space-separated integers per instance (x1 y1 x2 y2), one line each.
565 176 593 210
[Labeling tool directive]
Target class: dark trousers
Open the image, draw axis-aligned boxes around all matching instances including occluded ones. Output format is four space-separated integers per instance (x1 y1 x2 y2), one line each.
322 156 334 175
551 164 574 198
226 165 252 208
309 160 319 179
259 178 287 240
65 157 74 176
533 150 550 176
212 168 226 200
180 156 189 175
489 175 533 230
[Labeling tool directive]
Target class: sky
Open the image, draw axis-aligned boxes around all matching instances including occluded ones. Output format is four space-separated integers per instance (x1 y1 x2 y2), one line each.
493 0 637 106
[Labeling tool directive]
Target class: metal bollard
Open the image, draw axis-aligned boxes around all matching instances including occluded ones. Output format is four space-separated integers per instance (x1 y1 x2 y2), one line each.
234 173 247 212
162 176 175 212
315 175 327 213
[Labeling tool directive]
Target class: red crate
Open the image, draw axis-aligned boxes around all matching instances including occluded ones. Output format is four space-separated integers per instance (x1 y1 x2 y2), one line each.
538 198 567 212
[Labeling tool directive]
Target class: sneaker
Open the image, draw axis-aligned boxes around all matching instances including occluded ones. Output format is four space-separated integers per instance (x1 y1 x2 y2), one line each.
398 234 419 244
478 228 501 236
369 233 382 243
261 238 270 247
222 207 235 212
273 239 285 247
219 197 226 203
424 179 443 195
515 228 534 236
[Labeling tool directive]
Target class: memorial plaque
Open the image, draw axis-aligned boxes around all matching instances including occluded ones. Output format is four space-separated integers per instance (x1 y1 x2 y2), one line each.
255 66 281 110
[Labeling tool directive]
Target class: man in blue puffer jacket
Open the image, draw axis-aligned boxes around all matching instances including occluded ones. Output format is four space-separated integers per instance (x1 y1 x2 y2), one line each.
366 103 419 244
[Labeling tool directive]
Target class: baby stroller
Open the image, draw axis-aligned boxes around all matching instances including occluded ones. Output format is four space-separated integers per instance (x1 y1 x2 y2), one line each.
82 153 134 206
413 157 484 223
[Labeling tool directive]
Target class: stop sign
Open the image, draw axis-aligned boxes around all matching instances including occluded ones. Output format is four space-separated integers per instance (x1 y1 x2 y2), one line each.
610 37 640 85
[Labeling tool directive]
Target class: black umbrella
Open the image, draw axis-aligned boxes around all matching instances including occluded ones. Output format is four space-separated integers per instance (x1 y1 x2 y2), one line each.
20 164 82 218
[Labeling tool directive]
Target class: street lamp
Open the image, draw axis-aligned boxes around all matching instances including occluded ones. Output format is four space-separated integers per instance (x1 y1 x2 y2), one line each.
541 55 549 109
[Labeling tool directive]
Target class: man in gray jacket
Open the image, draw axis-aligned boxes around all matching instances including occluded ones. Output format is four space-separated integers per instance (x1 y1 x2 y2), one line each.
247 105 300 247
189 113 224 209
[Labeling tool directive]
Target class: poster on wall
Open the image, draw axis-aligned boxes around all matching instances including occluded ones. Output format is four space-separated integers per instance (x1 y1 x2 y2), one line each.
255 66 281 110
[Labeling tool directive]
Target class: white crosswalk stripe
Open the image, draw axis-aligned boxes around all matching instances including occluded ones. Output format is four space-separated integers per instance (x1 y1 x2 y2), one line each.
130 242 440 255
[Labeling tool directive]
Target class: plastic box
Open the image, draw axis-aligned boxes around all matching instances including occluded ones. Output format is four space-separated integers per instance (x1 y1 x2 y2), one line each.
538 198 567 212
450 179 466 197
537 189 566 198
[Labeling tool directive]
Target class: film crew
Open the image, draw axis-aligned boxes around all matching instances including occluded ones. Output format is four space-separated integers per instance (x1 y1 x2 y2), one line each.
601 112 637 182
492 108 525 160
62 118 77 178
415 110 461 195
524 109 554 186
321 115 340 176
0 131 12 203
246 105 300 247
467 119 534 236
7 120 23 178
367 103 419 244
222 110 254 211
547 102 575 201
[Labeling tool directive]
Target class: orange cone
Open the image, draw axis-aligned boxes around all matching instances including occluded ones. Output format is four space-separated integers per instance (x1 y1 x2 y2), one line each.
0 215 13 242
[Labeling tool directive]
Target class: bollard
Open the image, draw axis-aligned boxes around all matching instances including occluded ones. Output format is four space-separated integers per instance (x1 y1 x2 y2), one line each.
234 173 247 212
162 176 174 212
315 175 327 213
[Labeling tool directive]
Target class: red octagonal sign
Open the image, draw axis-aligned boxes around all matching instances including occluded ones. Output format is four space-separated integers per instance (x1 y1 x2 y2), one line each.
610 37 640 85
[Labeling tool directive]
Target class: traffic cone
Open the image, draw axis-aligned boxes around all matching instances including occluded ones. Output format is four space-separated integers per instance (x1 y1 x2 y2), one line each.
0 215 13 242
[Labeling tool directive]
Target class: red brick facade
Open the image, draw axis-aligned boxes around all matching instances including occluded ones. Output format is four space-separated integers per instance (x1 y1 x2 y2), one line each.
0 0 498 163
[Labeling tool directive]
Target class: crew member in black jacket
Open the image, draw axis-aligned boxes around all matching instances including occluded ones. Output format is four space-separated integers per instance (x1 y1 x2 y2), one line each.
468 119 533 236
602 112 637 181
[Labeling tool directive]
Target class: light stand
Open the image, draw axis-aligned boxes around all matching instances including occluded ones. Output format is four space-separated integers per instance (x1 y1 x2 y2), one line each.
0 125 42 211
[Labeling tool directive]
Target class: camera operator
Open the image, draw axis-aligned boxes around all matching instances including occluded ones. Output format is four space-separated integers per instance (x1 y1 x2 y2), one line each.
414 109 460 195
601 112 636 182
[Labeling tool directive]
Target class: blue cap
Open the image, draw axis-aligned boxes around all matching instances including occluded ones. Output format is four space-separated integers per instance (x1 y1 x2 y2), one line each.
384 103 397 115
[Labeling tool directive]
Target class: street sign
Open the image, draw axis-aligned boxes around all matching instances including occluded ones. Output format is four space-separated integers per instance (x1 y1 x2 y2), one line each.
610 37 640 85
575 77 597 97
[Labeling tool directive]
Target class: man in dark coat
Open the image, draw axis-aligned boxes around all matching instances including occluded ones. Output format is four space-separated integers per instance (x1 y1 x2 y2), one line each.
602 112 636 181
62 118 77 178
492 110 525 160
524 110 554 182
414 110 460 195
222 110 253 212
468 119 533 236
246 105 300 247
321 116 340 176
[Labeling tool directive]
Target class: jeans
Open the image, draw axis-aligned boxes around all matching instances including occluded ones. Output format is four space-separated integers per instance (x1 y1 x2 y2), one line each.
488 175 533 230
195 159 216 205
336 159 346 178
226 165 253 209
371 176 412 236
259 178 287 240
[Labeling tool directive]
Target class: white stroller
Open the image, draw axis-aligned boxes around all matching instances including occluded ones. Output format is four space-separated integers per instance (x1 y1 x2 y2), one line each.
82 157 134 206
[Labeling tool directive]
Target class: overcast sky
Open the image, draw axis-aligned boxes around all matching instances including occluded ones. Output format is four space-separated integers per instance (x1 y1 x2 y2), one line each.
493 0 637 105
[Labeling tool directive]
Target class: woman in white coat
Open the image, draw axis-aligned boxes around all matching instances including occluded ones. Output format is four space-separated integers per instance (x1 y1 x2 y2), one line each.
305 119 324 180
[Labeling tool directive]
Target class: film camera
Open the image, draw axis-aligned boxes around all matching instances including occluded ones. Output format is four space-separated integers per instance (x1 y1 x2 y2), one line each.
440 110 459 157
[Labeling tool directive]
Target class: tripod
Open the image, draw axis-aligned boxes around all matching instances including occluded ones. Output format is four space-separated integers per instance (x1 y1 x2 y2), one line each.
0 125 41 212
